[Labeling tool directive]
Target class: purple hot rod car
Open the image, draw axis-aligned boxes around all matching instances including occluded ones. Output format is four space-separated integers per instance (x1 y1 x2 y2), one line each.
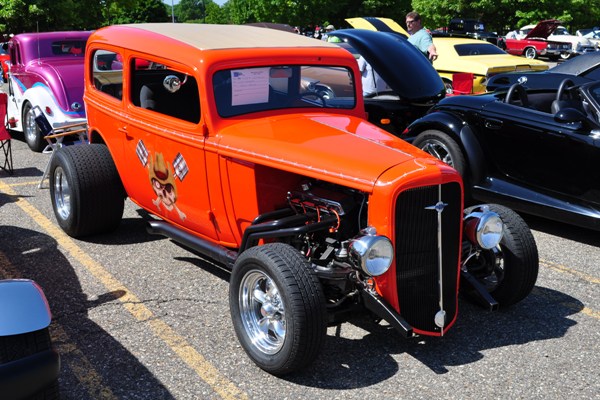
6 31 91 152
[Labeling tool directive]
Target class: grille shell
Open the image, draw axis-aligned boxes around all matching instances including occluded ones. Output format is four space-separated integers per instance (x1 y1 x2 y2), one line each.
394 183 462 334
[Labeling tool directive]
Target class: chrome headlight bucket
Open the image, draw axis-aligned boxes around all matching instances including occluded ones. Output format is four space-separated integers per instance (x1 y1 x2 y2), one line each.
464 206 504 249
349 232 394 276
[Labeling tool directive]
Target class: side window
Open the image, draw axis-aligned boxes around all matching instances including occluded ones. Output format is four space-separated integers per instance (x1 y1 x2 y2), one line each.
9 43 19 66
130 57 200 124
91 49 123 100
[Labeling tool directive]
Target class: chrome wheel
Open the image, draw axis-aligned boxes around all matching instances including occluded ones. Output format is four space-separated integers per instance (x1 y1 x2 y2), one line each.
53 166 72 221
24 105 39 144
420 139 455 168
524 47 536 59
443 79 453 94
239 269 286 355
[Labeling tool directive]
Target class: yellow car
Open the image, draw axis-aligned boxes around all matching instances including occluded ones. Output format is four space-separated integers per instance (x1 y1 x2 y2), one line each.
432 37 549 94
345 17 549 94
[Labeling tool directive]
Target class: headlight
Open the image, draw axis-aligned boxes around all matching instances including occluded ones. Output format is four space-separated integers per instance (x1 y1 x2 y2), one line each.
464 207 504 249
349 234 394 276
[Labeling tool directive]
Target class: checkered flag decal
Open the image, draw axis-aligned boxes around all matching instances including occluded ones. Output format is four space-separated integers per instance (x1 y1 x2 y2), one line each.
136 140 148 166
173 153 188 181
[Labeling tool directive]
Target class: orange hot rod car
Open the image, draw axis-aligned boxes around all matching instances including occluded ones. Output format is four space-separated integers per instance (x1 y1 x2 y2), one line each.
48 23 539 375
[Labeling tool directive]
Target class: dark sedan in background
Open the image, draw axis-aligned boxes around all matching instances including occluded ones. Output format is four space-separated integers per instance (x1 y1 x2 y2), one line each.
405 79 600 230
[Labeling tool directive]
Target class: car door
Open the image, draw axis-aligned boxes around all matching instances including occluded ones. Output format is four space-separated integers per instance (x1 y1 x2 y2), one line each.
478 98 600 204
123 55 216 239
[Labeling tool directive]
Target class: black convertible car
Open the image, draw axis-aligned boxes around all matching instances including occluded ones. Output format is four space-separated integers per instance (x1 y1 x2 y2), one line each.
486 51 600 91
405 79 600 230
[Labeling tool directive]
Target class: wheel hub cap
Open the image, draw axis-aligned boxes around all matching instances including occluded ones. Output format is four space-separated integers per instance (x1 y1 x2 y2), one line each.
240 270 286 355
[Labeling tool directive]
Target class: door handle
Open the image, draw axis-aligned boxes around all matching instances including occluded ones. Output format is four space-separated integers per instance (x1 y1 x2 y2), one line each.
484 119 503 129
118 126 132 139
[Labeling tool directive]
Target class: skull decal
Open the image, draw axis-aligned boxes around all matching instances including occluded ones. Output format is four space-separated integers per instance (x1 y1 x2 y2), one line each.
148 152 186 220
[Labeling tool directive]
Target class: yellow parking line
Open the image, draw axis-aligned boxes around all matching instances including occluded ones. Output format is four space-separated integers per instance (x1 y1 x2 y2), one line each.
2 180 41 187
538 259 600 320
0 180 248 400
0 251 117 399
540 259 600 284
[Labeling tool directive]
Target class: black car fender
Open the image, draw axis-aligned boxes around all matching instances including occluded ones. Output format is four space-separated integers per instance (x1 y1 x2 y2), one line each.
406 111 486 184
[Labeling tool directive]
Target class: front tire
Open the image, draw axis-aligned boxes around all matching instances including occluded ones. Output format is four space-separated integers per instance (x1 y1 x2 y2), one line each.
461 204 539 307
49 144 125 238
413 130 467 176
560 52 572 60
524 47 537 59
230 243 327 375
23 103 46 152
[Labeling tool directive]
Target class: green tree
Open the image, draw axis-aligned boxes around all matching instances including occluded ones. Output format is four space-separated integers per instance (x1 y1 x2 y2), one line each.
410 0 600 34
102 0 168 26
0 0 103 33
177 0 206 22
204 2 228 24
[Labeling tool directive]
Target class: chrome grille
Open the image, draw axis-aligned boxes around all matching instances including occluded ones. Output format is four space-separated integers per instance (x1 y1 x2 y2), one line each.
394 183 462 334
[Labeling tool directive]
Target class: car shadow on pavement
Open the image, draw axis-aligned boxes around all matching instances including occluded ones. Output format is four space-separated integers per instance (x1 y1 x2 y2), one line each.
0 225 176 400
73 209 165 246
288 286 581 387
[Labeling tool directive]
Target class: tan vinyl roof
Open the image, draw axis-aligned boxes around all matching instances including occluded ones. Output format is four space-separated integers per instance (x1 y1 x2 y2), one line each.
121 23 339 51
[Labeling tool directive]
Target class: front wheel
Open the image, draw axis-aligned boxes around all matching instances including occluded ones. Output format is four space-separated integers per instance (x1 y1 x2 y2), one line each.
49 144 125 237
524 47 537 59
230 243 327 375
23 103 46 152
461 204 539 307
560 52 572 60
412 129 467 177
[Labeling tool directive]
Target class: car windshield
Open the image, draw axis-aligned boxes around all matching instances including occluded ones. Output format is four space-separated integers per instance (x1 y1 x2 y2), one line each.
213 65 356 117
585 82 600 105
454 43 506 56
553 28 570 35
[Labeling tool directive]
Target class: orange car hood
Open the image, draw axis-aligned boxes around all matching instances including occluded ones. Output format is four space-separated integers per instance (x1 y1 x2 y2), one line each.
213 113 423 192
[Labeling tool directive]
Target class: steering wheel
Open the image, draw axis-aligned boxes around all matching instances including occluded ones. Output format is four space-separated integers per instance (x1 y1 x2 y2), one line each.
301 91 327 106
556 78 575 102
505 83 529 107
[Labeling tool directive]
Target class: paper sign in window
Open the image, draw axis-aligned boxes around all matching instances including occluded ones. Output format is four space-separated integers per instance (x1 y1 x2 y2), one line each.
231 68 270 106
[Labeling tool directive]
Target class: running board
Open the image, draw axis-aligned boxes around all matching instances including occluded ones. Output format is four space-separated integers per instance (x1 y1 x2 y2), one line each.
146 220 238 269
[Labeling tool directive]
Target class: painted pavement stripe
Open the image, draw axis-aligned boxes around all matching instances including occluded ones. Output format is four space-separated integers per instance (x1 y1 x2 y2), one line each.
540 259 600 285
0 180 248 400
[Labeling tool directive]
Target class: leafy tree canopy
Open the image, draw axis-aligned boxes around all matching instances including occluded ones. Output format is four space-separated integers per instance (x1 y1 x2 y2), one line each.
1 0 599 36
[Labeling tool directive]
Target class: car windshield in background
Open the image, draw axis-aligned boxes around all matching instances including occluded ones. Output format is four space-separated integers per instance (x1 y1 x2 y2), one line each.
454 43 506 56
51 40 86 56
213 65 356 117
586 82 600 104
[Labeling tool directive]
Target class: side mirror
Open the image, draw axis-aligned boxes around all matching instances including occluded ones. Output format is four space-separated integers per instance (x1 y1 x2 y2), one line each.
163 74 188 93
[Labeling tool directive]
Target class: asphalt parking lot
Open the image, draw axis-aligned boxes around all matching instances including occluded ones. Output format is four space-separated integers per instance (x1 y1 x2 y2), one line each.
0 79 598 400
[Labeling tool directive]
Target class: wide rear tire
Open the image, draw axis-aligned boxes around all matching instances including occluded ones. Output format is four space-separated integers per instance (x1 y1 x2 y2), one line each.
49 144 125 238
230 243 327 375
